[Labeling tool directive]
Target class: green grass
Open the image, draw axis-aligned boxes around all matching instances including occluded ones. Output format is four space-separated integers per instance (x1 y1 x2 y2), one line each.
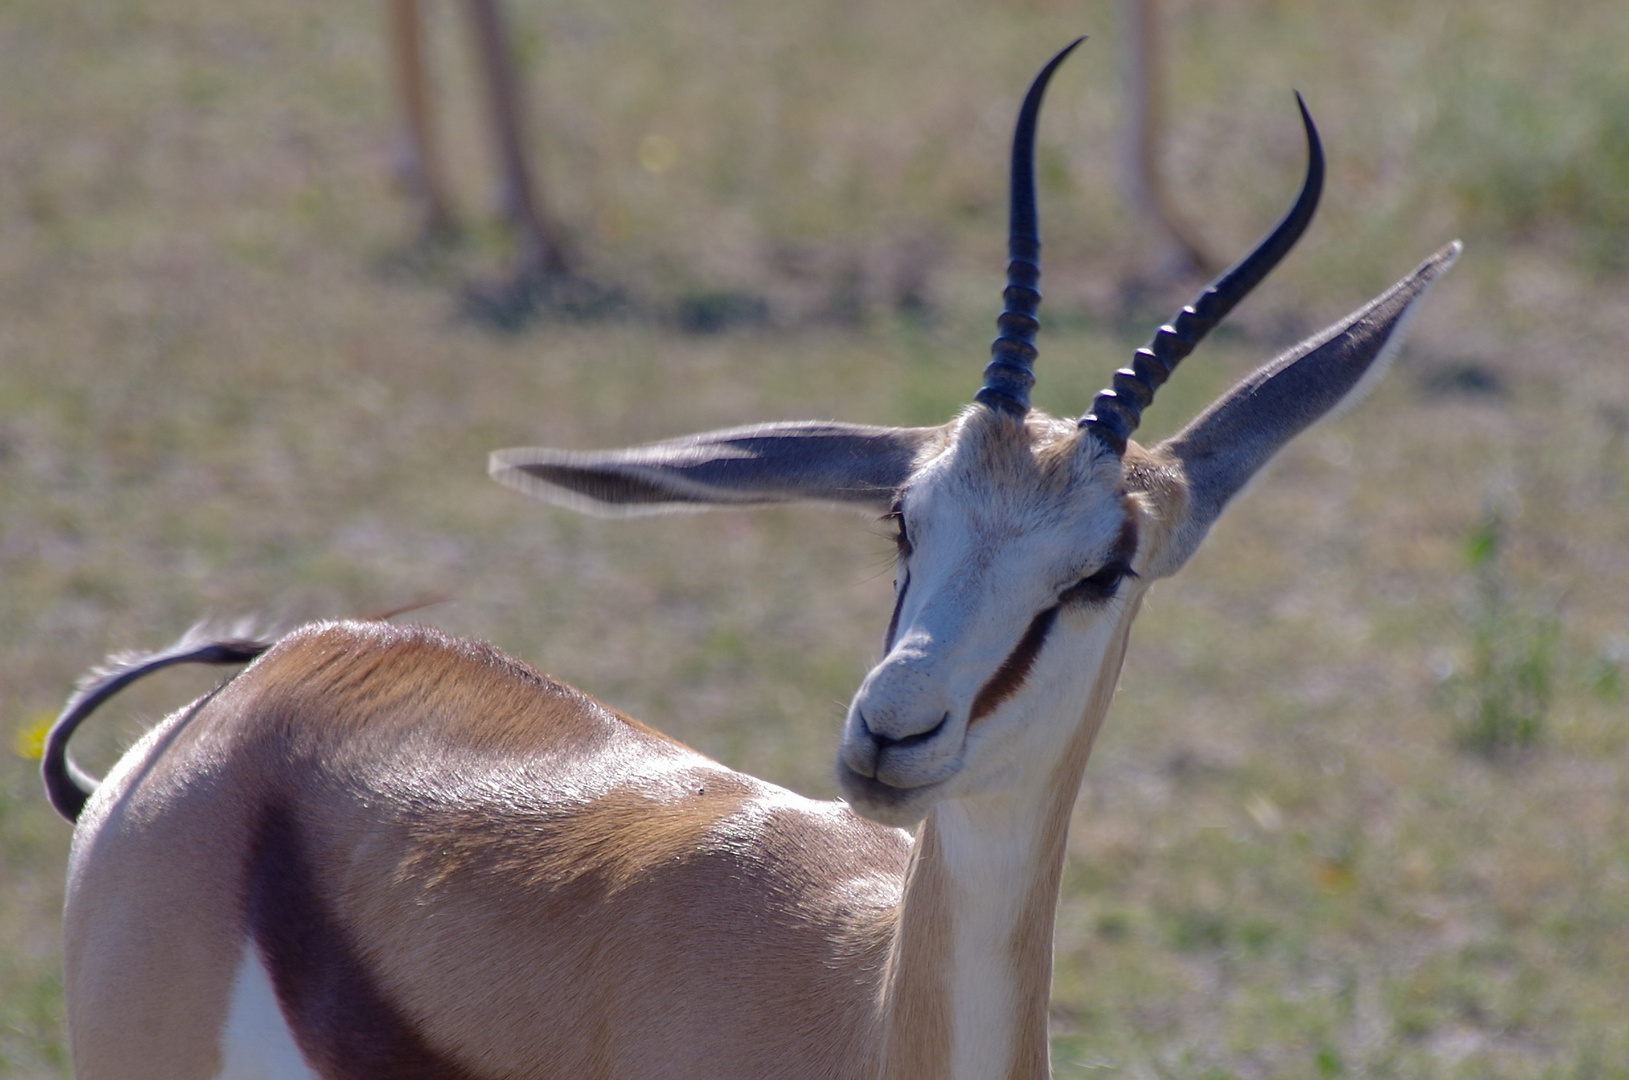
1441 505 1562 757
3 0 1629 1076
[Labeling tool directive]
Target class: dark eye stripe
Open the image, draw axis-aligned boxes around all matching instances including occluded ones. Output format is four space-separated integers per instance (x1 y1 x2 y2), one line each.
883 570 909 653
968 605 1060 724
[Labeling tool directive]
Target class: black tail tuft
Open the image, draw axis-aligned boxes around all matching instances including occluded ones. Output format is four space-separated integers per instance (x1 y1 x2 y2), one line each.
43 636 274 822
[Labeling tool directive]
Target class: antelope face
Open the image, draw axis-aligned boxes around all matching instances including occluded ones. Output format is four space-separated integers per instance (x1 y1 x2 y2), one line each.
836 410 1176 825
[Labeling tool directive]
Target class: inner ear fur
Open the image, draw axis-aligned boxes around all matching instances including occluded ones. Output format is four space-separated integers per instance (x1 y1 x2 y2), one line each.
1118 443 1189 581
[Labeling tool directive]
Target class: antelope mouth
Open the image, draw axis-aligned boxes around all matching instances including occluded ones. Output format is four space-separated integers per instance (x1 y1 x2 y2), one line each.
870 710 951 756
838 763 950 825
836 712 964 824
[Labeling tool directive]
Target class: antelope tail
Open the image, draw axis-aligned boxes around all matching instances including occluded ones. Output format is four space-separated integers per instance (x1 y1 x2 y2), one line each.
43 636 274 822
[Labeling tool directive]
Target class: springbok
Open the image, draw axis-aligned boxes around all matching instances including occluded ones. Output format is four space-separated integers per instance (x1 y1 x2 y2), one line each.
1116 0 1213 284
387 0 573 308
45 41 1458 1080
387 1 1199 315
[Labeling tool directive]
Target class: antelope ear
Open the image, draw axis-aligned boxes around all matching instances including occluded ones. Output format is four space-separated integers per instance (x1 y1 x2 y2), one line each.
1147 241 1460 578
491 421 941 518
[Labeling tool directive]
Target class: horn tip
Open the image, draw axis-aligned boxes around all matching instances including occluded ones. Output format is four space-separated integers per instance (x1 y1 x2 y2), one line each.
1408 240 1463 289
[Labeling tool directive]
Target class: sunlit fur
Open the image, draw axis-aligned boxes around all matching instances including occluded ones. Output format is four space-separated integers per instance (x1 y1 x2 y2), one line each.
63 621 911 1080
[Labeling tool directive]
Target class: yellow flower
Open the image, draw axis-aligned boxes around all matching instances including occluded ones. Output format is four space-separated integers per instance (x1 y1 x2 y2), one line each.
12 710 55 761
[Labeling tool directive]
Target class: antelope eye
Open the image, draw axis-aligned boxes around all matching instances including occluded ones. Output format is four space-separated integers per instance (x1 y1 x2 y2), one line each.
1058 562 1136 605
886 503 913 558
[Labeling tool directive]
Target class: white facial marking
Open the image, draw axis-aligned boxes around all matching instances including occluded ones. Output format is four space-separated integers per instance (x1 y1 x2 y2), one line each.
216 941 318 1080
840 411 1134 822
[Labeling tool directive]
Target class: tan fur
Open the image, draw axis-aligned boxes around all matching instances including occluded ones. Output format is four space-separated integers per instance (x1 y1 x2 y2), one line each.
1121 440 1188 573
62 596 1148 1080
57 81 1454 1070
953 408 1112 502
60 420 1197 1080
65 621 912 1080
1006 595 1144 1080
877 818 954 1079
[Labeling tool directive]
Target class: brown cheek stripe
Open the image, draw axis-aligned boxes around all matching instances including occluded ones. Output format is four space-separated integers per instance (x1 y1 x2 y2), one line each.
968 605 1059 725
248 802 479 1080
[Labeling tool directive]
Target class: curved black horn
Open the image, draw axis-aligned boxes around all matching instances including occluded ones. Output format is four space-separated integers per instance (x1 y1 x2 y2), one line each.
1081 93 1325 455
975 37 1085 416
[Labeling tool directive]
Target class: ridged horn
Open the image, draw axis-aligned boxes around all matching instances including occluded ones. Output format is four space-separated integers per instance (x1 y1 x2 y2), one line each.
1081 93 1325 454
975 37 1085 416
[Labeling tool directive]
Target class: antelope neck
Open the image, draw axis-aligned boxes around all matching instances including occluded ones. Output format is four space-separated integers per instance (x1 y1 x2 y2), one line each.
877 599 1142 1080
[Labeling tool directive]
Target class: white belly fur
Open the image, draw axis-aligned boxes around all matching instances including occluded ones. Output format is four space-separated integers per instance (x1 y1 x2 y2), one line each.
215 941 319 1080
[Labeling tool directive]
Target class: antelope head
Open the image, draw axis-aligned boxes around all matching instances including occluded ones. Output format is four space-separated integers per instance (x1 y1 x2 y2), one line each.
491 40 1458 827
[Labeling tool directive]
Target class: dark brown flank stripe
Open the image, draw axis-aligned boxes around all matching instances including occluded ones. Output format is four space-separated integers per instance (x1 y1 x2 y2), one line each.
248 801 480 1080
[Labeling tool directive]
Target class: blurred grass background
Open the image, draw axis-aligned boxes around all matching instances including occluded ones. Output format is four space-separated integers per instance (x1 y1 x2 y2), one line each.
2 0 1628 1076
